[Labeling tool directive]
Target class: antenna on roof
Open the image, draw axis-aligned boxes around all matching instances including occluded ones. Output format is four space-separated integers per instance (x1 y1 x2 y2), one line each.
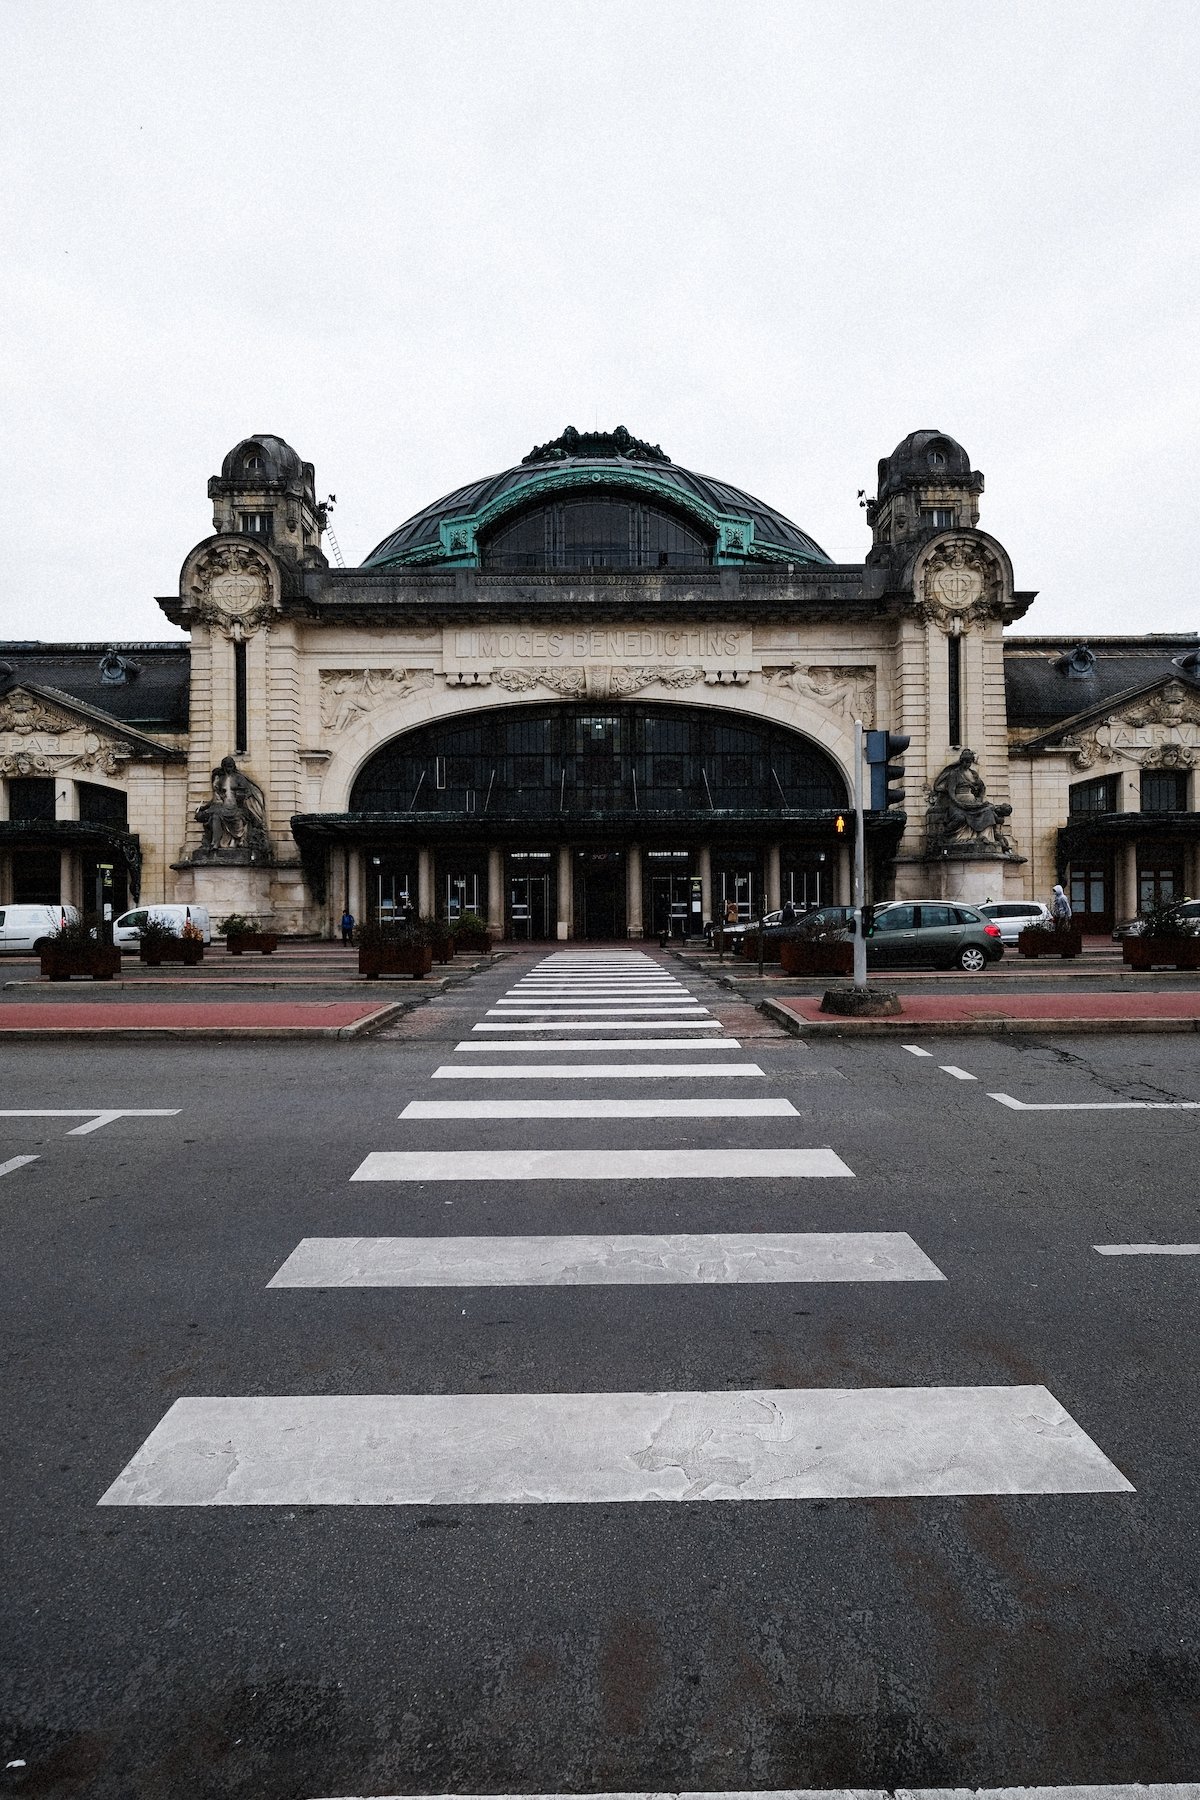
321 495 346 569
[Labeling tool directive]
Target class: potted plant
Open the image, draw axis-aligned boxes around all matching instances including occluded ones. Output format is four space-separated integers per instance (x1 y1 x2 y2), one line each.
357 918 434 979
219 912 279 956
426 916 456 964
452 910 494 955
39 913 121 982
1018 917 1083 959
139 918 204 967
1122 901 1200 971
779 919 854 977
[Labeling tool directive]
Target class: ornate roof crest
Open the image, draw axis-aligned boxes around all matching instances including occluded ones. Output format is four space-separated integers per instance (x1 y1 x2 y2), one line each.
522 425 670 467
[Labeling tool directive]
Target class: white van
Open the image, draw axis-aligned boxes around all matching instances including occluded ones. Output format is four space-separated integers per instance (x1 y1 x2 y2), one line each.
0 904 80 953
112 905 212 950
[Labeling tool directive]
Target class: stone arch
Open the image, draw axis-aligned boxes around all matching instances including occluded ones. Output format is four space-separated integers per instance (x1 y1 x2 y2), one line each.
317 678 858 813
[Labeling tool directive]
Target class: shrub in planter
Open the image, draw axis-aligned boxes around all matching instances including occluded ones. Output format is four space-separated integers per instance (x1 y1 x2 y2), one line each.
779 935 854 976
357 920 434 979
40 913 121 981
452 911 494 954
1018 921 1083 959
139 918 204 966
1122 901 1200 970
426 917 456 963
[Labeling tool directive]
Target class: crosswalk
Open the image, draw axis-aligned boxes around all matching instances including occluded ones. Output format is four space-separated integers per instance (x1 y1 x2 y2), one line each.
100 950 1132 1508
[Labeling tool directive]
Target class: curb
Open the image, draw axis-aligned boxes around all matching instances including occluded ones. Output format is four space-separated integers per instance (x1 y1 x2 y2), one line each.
0 1003 408 1042
759 997 1200 1038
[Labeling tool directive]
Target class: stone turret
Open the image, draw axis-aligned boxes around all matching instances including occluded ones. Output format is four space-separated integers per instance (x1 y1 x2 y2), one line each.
207 435 327 571
867 429 984 553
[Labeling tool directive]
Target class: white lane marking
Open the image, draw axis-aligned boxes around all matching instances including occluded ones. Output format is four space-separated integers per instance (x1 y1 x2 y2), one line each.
433 1063 766 1080
991 1091 1200 1111
352 1148 853 1181
0 1156 39 1178
472 1020 722 1032
269 1230 945 1288
1095 1244 1200 1256
902 1044 934 1057
401 1098 796 1119
940 1065 977 1081
488 1005 708 1014
99 1383 1133 1506
454 1039 743 1053
311 1788 1200 1800
0 1108 180 1135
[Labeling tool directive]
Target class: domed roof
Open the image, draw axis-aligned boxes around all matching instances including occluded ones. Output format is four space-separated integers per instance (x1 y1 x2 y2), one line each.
362 427 832 568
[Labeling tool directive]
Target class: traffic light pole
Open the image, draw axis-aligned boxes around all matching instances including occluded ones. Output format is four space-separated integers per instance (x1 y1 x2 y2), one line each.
852 717 867 990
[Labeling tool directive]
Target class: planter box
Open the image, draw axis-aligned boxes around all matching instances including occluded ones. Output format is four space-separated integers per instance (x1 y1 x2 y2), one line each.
779 938 854 977
429 935 455 965
738 933 782 964
227 933 278 956
359 943 435 980
40 946 122 982
1018 927 1083 959
1123 936 1200 971
140 942 204 967
454 930 493 955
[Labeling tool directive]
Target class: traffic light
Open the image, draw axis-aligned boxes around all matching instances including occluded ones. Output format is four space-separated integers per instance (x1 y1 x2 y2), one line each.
865 730 910 810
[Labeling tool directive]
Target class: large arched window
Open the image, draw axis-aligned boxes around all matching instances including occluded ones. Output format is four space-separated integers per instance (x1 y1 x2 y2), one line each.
349 703 846 817
481 493 711 570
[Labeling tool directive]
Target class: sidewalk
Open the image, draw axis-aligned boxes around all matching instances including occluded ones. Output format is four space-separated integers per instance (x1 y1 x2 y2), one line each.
0 999 405 1039
767 990 1200 1037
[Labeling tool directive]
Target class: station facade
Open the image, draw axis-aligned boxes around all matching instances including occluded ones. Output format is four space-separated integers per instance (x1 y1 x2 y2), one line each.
2 425 1198 937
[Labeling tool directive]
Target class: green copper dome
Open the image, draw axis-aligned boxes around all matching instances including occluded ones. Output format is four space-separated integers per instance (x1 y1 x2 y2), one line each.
362 427 832 570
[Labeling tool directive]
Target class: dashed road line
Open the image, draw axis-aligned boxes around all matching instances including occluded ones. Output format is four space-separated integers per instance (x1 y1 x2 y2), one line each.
0 1156 39 1179
1095 1244 1200 1256
940 1064 977 1081
991 1092 1200 1111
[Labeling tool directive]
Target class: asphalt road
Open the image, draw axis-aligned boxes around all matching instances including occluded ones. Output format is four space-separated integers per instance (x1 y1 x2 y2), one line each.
4 949 1200 1798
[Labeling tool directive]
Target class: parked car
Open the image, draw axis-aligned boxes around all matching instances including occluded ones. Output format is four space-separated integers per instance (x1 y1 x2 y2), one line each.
706 905 853 945
0 903 79 953
112 904 212 950
1113 899 1200 941
977 900 1052 944
866 900 1004 971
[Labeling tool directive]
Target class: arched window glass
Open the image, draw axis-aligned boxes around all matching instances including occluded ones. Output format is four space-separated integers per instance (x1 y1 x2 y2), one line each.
349 704 845 816
482 494 711 570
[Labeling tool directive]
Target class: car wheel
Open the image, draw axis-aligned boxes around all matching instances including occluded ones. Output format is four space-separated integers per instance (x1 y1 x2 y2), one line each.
33 937 51 952
958 946 987 972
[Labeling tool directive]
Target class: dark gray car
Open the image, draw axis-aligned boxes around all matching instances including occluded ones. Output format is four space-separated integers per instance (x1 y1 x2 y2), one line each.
867 901 1004 972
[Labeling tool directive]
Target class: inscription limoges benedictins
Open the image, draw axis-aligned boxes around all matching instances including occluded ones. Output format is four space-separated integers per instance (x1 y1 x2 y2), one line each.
450 628 751 665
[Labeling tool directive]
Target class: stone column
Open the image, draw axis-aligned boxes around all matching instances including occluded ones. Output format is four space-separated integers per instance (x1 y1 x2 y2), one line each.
697 844 712 926
55 779 80 821
766 842 782 912
1119 841 1138 923
487 846 504 935
626 844 643 938
417 847 434 918
557 845 572 941
348 849 363 926
836 841 851 904
59 848 79 908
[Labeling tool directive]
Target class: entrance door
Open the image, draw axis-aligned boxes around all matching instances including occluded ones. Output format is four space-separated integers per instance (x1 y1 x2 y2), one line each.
574 849 626 940
1139 855 1185 914
783 853 829 913
644 849 693 938
716 865 758 924
507 851 554 940
1068 860 1112 931
366 852 416 922
440 864 484 923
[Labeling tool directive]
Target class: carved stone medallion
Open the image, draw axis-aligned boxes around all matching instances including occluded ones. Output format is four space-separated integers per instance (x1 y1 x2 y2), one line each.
184 542 278 638
917 540 1001 631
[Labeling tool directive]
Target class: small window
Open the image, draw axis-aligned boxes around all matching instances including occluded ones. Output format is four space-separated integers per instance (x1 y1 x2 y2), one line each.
1140 769 1188 812
872 905 915 932
243 450 263 473
954 906 984 924
1070 775 1118 815
920 507 956 529
918 905 955 928
240 511 273 539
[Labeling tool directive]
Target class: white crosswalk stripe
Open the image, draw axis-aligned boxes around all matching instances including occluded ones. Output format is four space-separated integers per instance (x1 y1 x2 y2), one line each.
433 1062 766 1079
400 1098 794 1118
99 1385 1132 1507
269 1230 943 1287
351 1148 854 1181
453 1038 744 1052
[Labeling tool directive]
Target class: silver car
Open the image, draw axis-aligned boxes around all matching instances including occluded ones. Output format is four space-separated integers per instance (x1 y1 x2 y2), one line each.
977 901 1052 945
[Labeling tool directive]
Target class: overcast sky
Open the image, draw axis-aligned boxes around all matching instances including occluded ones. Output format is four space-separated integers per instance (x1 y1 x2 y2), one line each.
3 1 1197 645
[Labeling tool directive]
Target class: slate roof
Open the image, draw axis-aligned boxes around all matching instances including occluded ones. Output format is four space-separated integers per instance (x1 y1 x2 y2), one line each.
1003 635 1200 730
364 452 832 567
0 643 190 730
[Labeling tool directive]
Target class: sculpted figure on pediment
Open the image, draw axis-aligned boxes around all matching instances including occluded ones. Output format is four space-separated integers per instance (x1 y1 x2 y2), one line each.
0 749 55 776
320 668 436 734
1062 683 1200 768
765 664 876 726
0 691 71 735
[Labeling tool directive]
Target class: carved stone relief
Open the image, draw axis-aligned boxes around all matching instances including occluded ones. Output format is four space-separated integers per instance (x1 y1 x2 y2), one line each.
762 664 876 726
927 747 1014 855
915 539 1003 632
184 542 278 640
485 664 705 701
319 668 436 733
1061 682 1200 769
0 692 73 735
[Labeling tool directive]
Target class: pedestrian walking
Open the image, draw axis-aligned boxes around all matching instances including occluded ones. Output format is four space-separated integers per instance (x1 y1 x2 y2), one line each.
340 907 355 944
1051 883 1072 926
781 899 797 925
